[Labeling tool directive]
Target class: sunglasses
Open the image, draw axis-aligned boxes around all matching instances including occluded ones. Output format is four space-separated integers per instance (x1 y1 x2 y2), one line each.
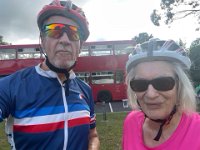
130 76 176 92
42 23 81 41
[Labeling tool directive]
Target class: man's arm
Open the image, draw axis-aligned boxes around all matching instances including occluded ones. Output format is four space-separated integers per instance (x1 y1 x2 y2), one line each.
88 127 100 150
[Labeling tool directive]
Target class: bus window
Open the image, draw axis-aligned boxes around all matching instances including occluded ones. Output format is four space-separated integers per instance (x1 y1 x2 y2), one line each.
18 47 41 59
0 40 135 102
90 45 113 56
116 70 124 83
76 72 90 83
91 71 114 84
79 45 89 56
114 43 133 55
0 49 16 60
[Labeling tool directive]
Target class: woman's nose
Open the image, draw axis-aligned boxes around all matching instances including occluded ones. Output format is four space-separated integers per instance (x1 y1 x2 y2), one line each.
145 84 159 98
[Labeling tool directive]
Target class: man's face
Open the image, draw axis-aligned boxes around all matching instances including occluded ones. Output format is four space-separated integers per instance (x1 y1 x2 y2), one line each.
41 15 81 69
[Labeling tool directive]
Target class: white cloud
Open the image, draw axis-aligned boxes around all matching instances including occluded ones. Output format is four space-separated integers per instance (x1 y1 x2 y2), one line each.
83 0 199 47
0 0 199 47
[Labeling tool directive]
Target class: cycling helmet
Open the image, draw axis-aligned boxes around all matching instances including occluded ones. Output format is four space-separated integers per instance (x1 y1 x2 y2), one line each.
37 0 89 41
126 38 191 73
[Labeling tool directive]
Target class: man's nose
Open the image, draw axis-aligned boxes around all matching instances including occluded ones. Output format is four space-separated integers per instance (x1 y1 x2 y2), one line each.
59 32 71 44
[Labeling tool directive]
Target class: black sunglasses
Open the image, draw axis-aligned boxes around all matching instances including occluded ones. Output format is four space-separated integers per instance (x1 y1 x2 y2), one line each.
130 76 176 92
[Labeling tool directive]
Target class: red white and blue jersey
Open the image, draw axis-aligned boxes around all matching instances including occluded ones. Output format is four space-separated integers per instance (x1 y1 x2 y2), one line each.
0 64 96 150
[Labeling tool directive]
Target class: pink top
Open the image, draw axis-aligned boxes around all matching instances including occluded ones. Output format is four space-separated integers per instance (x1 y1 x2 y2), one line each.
122 110 200 150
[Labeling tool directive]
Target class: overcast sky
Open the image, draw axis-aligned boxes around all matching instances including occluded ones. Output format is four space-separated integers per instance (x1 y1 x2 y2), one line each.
0 0 199 47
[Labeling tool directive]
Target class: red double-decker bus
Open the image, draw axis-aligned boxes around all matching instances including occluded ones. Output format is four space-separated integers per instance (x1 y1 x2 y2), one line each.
75 40 136 102
0 40 135 102
0 44 43 76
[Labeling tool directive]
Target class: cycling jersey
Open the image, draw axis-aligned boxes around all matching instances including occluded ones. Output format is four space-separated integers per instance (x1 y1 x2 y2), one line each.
0 64 96 150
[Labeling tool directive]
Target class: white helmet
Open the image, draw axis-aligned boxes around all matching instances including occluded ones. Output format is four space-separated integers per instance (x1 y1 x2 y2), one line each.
126 38 191 73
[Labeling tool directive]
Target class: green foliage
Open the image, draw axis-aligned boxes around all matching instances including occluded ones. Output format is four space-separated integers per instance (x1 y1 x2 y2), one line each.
151 0 200 30
178 39 186 49
132 32 153 44
190 38 200 48
0 35 9 45
151 10 161 26
189 38 200 82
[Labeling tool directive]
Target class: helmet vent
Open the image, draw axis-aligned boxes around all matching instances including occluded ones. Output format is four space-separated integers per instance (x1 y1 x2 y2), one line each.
147 40 154 56
52 0 62 6
64 0 73 10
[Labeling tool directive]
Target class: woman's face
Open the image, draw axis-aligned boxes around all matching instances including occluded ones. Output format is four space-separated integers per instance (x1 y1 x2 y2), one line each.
133 61 178 120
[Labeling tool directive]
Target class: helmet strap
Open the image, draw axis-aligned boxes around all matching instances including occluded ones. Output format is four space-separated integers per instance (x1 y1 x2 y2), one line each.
144 105 177 141
45 56 76 79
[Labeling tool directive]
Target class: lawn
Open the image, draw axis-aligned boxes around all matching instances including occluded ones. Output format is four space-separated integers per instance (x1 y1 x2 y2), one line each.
0 122 9 150
0 112 129 150
96 112 128 150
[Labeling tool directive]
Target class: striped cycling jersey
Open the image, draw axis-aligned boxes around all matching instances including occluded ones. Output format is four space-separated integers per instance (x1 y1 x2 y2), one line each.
0 64 96 150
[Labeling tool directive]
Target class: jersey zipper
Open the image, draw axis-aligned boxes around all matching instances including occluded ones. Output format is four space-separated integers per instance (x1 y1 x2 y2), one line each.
57 77 69 150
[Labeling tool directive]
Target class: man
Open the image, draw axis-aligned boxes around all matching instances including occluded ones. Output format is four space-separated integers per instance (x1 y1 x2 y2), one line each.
0 0 100 149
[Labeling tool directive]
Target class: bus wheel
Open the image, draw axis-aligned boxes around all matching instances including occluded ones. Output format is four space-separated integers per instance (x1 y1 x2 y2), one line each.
97 90 112 103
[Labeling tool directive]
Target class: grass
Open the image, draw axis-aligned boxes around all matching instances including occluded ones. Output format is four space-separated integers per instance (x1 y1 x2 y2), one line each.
96 112 128 150
0 112 129 150
0 122 9 150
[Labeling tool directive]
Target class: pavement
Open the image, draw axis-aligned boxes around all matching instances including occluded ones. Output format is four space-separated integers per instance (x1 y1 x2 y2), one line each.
94 101 131 113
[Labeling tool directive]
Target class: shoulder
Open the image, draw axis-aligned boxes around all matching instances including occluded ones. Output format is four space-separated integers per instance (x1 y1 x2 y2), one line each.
178 112 200 142
71 77 93 101
124 110 144 126
123 110 144 138
73 77 91 91
0 67 36 97
184 112 200 119
190 112 200 122
0 66 36 84
182 112 200 128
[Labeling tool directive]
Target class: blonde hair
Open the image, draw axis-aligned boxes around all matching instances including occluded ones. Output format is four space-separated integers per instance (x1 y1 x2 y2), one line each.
126 61 197 113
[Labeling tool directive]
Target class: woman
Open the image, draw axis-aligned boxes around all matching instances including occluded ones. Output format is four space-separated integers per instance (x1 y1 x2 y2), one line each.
122 39 200 150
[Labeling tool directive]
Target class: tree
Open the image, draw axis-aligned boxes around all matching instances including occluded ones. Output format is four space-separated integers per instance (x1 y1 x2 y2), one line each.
190 38 200 48
189 38 200 83
151 0 200 30
0 35 9 45
178 39 187 49
132 32 153 44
